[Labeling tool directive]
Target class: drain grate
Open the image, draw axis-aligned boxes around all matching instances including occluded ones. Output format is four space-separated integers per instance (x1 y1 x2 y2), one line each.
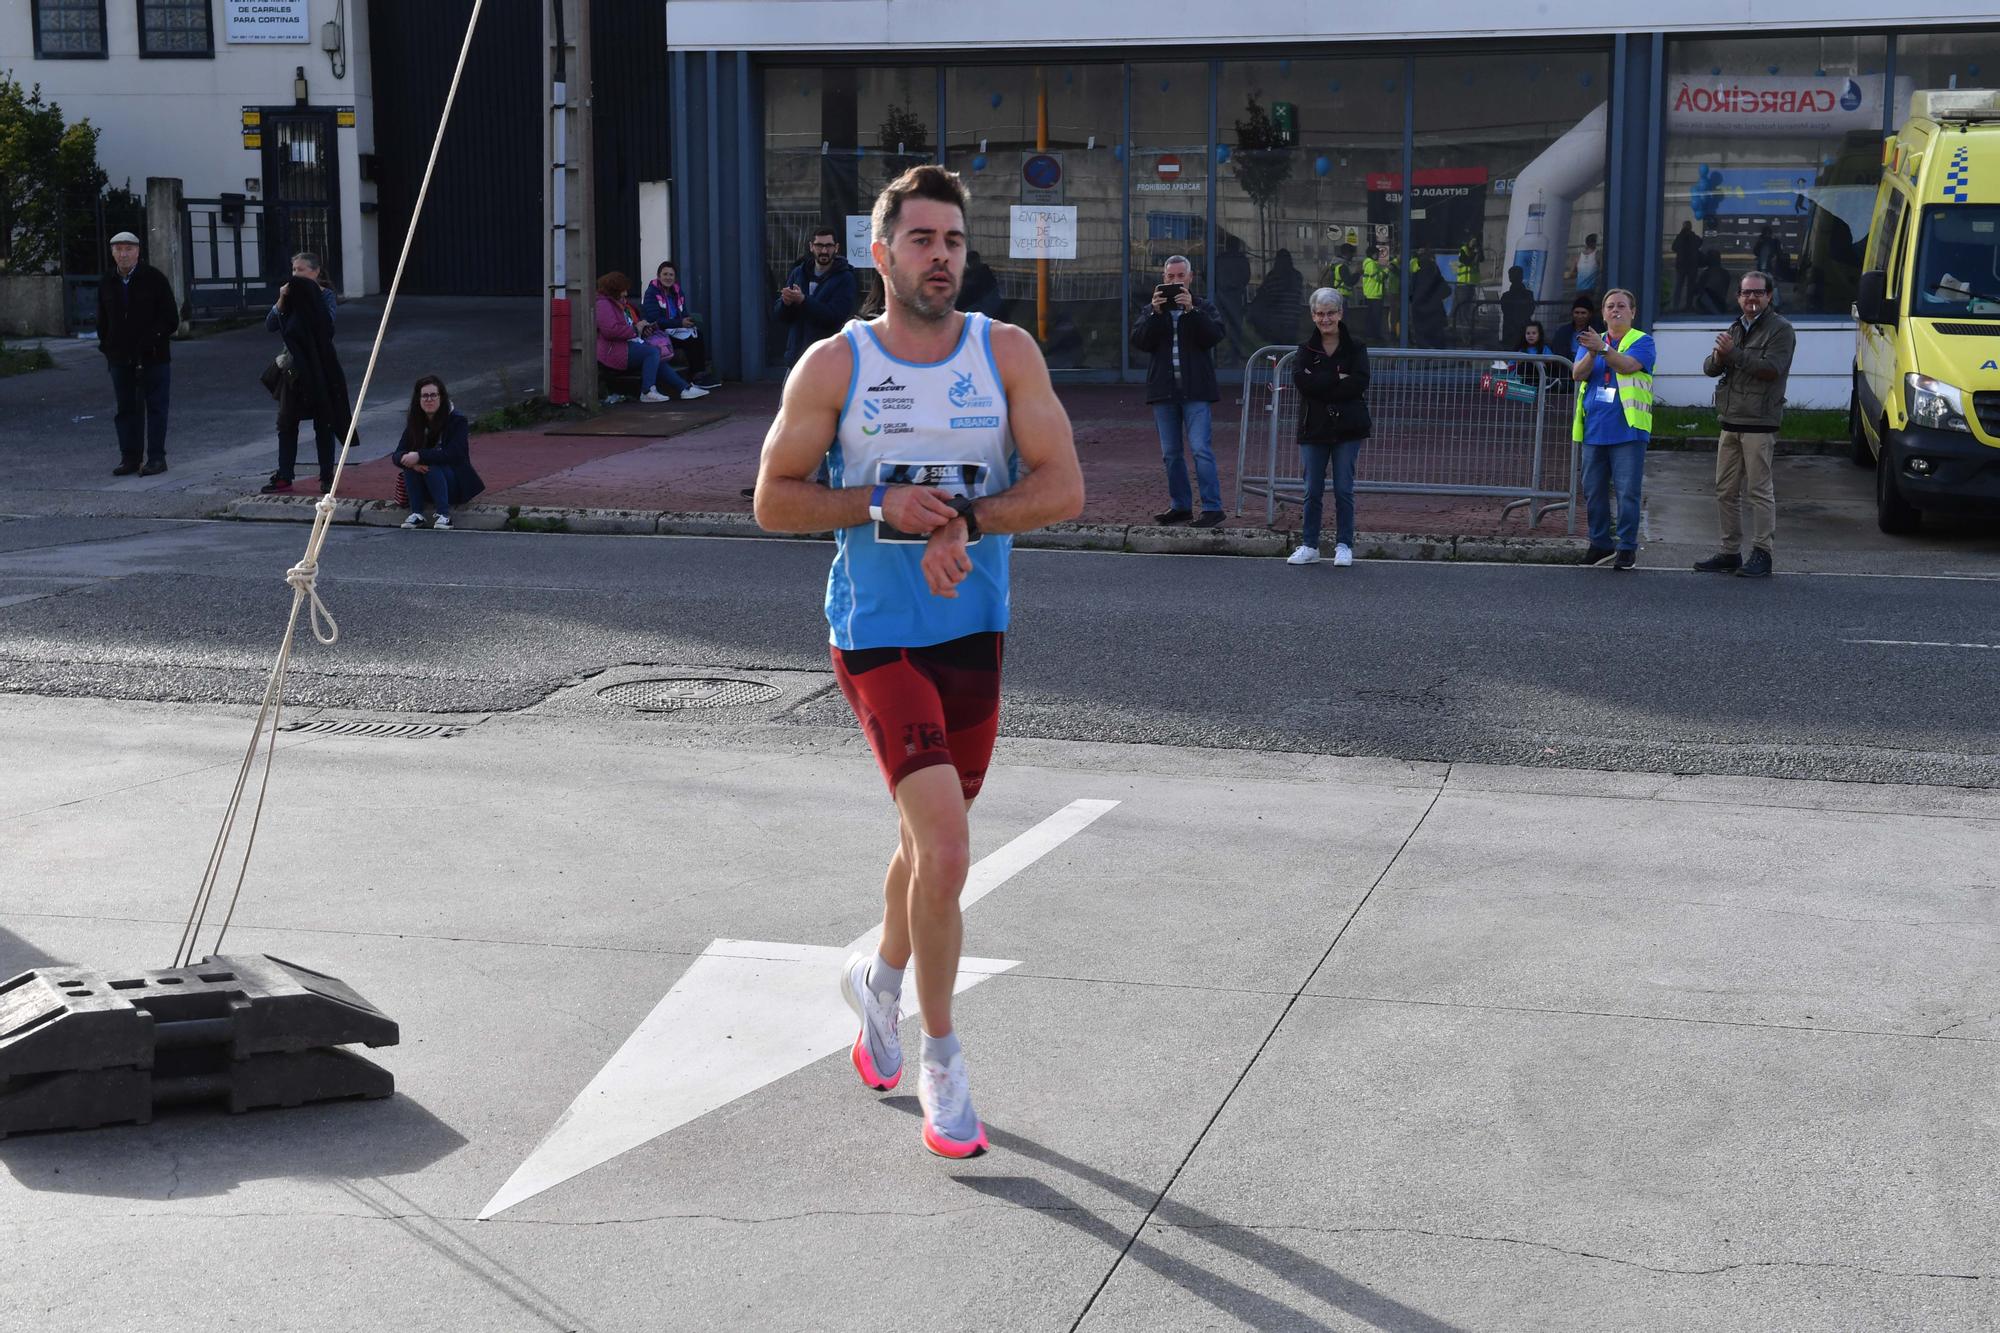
597 677 782 712
280 719 464 739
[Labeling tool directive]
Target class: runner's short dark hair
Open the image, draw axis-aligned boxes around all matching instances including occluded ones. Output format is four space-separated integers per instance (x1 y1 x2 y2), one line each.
871 164 970 245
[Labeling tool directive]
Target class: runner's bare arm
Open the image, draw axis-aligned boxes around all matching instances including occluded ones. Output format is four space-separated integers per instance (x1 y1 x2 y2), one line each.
753 334 958 534
964 322 1084 537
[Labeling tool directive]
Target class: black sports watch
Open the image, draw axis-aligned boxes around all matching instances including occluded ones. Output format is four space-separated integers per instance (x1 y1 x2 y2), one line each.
946 494 981 541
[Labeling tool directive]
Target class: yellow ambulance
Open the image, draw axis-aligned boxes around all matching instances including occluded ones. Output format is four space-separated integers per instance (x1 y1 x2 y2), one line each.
1853 89 2000 533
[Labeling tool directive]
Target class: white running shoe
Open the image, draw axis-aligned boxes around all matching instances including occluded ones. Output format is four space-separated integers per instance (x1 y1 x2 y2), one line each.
839 952 903 1091
639 389 670 404
1333 543 1353 567
1286 545 1321 566
678 384 711 400
918 1047 988 1159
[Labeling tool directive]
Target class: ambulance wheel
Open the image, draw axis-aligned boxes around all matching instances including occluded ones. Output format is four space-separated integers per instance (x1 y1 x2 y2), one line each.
1875 429 1922 535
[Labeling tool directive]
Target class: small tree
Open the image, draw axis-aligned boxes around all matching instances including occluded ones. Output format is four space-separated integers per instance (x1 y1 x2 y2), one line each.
877 102 930 165
0 74 108 274
1232 94 1293 260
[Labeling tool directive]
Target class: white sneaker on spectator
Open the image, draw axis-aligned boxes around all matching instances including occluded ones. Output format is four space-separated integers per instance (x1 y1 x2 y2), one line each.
1286 546 1320 566
433 515 452 531
639 389 670 404
400 513 428 530
1333 544 1353 567
678 384 711 400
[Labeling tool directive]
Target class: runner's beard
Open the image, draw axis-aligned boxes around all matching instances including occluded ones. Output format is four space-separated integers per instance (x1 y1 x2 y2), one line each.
885 254 960 322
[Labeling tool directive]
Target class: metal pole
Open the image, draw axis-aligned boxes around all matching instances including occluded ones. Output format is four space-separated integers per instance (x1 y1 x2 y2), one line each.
1036 68 1048 344
544 0 594 406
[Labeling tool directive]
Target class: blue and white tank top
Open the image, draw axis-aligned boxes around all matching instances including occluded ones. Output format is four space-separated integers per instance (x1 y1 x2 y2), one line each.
824 313 1019 650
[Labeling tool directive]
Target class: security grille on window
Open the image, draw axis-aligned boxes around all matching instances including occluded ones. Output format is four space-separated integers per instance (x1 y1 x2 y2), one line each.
139 0 214 57
33 0 107 57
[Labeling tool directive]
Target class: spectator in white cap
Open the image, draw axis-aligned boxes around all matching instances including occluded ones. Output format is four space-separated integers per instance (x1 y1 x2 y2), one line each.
96 230 179 476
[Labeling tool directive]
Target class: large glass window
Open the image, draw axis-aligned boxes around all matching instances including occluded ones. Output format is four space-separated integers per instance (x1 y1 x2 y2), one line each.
761 67 937 363
1660 35 1888 319
946 64 1124 370
1213 58 1402 366
1128 63 1212 363
1413 50 1610 349
1893 31 2000 123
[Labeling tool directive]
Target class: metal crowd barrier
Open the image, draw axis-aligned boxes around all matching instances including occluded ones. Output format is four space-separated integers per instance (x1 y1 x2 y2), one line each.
1235 346 1579 535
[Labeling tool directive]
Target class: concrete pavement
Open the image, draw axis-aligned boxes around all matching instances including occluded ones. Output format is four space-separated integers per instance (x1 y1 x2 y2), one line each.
2 694 1995 1330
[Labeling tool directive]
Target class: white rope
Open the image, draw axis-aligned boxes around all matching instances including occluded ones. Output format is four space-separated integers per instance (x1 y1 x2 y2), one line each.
175 0 491 966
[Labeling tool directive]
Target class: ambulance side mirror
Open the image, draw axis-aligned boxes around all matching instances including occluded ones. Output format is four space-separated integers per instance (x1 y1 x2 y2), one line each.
1856 270 1897 327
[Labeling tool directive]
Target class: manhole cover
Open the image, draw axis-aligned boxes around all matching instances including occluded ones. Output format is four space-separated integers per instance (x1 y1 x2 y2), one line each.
280 720 463 739
597 677 782 711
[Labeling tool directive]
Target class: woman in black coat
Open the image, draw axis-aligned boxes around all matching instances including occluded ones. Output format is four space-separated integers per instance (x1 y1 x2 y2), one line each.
395 376 484 530
273 274 353 491
1288 287 1372 567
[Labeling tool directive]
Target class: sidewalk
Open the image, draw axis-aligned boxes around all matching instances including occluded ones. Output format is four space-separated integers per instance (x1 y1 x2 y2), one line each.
228 382 1589 560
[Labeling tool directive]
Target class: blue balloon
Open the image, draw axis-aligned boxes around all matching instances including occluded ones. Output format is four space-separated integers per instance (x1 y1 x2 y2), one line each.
1327 78 1342 94
990 92 1003 108
1973 64 1984 78
1579 73 1592 88
1112 143 1125 162
1314 156 1331 177
1815 68 1827 78
1215 144 1231 163
1159 79 1171 93
971 154 987 172
1384 78 1398 94
1767 64 1780 75
1279 60 1292 77
1711 66 1722 76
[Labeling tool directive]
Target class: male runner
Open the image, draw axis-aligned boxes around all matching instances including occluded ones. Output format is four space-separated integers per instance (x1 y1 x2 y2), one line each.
754 165 1084 1157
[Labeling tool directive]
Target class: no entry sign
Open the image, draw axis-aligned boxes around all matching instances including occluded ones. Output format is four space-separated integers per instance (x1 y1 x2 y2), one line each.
1156 154 1182 182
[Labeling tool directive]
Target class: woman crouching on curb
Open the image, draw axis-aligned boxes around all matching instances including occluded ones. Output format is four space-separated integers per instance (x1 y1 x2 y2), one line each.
1287 287 1372 567
395 376 485 530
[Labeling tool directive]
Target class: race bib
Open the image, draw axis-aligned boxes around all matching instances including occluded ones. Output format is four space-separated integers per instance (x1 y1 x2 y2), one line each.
873 460 989 544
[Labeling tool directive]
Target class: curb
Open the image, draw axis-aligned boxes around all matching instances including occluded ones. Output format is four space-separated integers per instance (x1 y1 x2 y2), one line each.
217 495 1585 562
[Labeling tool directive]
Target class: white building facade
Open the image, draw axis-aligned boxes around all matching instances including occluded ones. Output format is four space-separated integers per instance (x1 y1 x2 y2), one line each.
7 0 378 299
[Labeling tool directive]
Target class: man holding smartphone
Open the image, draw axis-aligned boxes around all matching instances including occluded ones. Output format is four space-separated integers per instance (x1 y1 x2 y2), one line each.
1131 255 1228 527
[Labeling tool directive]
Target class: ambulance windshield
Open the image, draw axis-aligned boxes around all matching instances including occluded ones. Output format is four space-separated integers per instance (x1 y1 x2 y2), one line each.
1912 206 2000 319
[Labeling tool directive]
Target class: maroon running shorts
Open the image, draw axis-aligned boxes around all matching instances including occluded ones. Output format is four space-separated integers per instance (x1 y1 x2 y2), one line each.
831 631 1004 800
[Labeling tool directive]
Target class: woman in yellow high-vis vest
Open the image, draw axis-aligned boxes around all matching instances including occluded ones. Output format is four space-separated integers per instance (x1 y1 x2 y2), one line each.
1571 286 1655 570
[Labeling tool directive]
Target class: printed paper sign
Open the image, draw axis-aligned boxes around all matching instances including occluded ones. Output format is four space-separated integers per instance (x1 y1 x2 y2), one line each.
846 215 875 270
1009 205 1077 261
225 0 310 43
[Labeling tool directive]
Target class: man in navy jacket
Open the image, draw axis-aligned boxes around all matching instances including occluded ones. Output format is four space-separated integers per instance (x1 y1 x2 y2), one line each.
773 227 858 370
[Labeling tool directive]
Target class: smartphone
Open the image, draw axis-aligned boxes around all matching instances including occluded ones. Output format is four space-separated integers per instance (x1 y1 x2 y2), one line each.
1156 283 1186 303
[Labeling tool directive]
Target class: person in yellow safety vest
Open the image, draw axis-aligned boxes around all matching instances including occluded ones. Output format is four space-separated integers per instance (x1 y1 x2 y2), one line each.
1359 243 1391 341
1570 286 1656 571
1456 239 1482 288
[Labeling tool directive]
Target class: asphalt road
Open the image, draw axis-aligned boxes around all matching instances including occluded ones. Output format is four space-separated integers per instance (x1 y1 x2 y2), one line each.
1 516 1995 786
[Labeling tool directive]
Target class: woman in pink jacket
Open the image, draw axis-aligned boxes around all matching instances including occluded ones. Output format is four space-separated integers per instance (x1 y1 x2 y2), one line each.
594 272 708 403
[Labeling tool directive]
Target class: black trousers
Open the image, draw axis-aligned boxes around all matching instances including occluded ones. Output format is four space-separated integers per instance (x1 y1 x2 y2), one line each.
275 382 337 485
669 332 710 377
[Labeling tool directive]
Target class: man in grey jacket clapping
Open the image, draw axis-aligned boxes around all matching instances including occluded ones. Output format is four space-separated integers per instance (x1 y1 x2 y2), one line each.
1696 269 1795 579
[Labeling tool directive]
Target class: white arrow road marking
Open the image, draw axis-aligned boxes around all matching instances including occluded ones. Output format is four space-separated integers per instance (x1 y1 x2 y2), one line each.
479 798 1119 1220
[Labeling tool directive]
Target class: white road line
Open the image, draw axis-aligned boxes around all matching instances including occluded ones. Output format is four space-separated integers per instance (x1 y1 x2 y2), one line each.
1844 638 2000 651
477 797 1120 1221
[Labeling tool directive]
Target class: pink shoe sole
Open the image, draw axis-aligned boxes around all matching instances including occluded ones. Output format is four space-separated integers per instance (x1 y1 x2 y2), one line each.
850 1031 900 1091
922 1118 988 1159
